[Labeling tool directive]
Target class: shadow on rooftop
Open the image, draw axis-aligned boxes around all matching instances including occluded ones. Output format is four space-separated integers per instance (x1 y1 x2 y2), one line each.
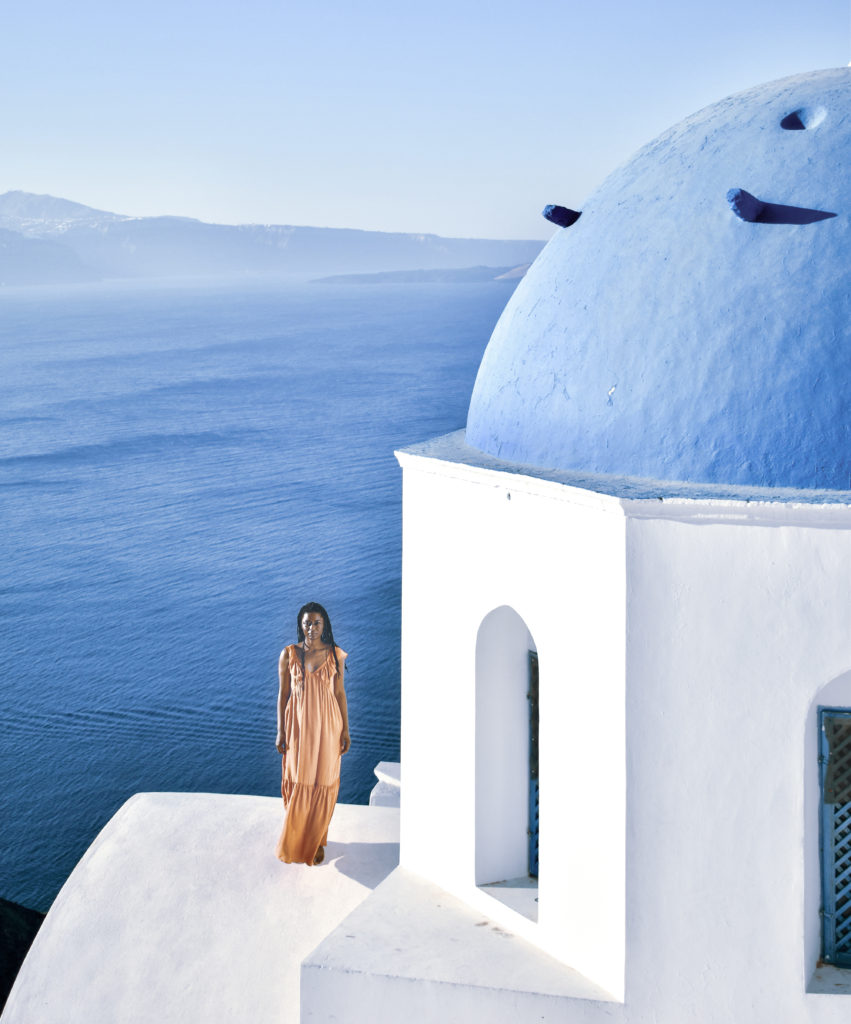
325 841 399 889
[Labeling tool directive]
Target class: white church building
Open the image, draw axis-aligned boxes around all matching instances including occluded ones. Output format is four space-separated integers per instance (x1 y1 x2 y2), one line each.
376 64 851 1021
6 67 851 1023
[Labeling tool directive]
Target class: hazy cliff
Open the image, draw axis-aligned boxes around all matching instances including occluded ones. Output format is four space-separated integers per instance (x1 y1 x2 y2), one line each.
0 192 544 283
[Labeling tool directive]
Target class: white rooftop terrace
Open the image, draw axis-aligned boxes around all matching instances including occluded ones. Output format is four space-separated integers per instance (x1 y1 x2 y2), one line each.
3 764 618 1023
2 792 400 1024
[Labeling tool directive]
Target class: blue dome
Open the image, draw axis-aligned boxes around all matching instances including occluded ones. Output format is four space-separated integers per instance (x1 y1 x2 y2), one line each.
466 68 851 490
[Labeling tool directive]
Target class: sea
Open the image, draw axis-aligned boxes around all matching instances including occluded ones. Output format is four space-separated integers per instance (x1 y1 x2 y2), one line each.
0 276 517 912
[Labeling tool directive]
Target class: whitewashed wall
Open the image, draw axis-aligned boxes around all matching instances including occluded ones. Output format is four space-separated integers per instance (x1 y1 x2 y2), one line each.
396 450 627 999
623 501 851 1022
396 441 851 1021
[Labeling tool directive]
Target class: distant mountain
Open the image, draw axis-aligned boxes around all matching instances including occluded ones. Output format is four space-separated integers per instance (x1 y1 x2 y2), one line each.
313 265 528 284
494 263 531 280
0 227 98 285
0 192 545 284
0 191 125 236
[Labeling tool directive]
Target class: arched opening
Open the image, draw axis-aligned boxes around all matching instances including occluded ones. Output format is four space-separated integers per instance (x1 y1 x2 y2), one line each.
475 605 538 921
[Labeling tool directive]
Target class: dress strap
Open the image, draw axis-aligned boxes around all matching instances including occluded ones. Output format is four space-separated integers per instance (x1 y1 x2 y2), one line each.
284 644 304 678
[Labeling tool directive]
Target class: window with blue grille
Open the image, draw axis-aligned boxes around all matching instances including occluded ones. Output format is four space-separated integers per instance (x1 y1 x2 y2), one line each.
819 708 851 966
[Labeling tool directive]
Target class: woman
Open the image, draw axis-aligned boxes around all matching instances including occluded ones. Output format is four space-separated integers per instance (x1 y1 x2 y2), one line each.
275 602 350 866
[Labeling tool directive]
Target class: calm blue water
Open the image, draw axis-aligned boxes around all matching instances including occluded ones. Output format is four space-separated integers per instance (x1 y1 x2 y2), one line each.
0 277 515 911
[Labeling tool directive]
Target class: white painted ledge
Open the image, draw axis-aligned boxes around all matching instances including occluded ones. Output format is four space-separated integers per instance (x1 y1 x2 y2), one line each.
808 964 851 995
373 761 400 787
479 875 538 923
369 760 401 807
3 793 399 1024
397 430 851 519
301 867 616 1024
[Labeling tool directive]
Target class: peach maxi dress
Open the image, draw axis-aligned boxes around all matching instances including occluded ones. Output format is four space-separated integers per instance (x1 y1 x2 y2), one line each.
275 644 346 865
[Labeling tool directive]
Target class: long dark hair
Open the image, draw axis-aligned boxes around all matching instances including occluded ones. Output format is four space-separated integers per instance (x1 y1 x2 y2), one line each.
296 601 340 675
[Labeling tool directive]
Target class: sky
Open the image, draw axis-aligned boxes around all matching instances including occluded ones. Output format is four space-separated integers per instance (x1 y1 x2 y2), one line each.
0 0 848 240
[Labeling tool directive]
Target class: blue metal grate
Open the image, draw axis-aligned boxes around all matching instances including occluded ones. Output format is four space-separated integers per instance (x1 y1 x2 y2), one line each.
819 709 851 965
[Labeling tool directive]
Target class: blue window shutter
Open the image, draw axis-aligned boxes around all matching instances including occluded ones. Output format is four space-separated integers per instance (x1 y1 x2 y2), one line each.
820 708 851 965
528 777 539 878
528 652 539 879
